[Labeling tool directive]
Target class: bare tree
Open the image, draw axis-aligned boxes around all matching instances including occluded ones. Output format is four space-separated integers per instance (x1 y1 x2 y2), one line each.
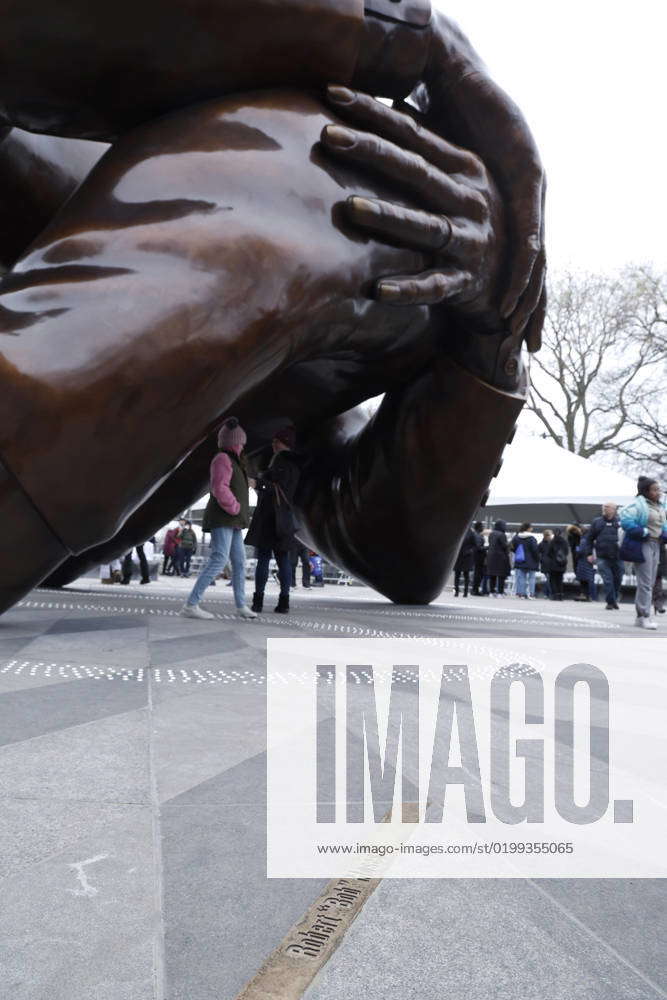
526 266 666 469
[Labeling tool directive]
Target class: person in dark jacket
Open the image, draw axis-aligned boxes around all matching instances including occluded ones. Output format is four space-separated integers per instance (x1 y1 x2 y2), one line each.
246 426 301 614
511 522 540 599
486 520 511 597
180 417 256 620
453 527 478 597
471 521 487 596
161 525 180 575
580 502 622 609
546 528 569 600
566 524 584 571
537 529 553 597
574 534 597 602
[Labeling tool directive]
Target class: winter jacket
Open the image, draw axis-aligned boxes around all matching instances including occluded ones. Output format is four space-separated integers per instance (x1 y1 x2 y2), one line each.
177 527 197 553
581 516 621 560
620 496 667 537
575 546 596 583
546 534 569 574
202 447 249 530
454 528 479 573
162 527 179 556
538 538 554 573
473 530 487 570
486 528 511 577
511 532 540 571
566 525 583 569
245 449 301 552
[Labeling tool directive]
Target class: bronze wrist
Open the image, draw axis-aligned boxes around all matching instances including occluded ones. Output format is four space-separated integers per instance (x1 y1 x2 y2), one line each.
353 2 433 99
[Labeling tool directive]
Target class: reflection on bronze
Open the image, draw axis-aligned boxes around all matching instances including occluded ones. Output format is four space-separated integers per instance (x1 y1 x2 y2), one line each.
0 3 545 610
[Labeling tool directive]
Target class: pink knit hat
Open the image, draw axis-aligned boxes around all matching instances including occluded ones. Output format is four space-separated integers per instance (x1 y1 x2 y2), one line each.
217 416 247 452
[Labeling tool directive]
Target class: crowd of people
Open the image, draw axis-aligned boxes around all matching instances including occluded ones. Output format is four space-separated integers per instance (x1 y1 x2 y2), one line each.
453 476 667 629
105 414 666 630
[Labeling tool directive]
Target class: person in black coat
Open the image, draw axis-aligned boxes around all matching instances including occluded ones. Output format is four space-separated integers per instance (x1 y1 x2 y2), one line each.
566 524 584 571
471 520 487 596
545 528 569 600
453 527 478 597
511 522 540 599
537 529 553 598
486 520 511 596
246 426 300 614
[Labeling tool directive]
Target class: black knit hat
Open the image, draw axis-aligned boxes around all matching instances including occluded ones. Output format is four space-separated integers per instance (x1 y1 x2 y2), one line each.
637 475 658 497
273 425 296 449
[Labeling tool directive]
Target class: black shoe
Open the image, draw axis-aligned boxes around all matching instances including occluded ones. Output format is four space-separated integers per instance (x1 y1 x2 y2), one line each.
605 603 615 610
140 579 150 585
274 593 289 614
657 608 666 614
251 592 264 614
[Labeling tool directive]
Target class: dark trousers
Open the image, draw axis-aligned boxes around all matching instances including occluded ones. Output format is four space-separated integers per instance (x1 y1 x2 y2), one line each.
122 545 149 583
472 562 486 594
597 557 623 605
549 570 564 598
255 548 292 598
291 544 311 587
454 569 470 596
578 577 597 600
653 566 665 612
174 547 193 576
488 574 506 595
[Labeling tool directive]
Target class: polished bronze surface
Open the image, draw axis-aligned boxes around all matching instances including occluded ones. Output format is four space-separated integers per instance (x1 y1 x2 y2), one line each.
0 128 105 268
0 1 365 140
0 4 546 609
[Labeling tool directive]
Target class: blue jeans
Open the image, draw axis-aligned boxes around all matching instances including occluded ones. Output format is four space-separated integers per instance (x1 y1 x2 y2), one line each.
597 557 623 605
515 568 536 597
186 527 246 608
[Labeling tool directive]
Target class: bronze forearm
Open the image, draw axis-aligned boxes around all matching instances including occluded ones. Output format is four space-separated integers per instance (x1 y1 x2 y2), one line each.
295 357 524 603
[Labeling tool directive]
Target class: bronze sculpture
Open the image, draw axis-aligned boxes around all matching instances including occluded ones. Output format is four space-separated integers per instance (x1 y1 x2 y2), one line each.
0 1 545 610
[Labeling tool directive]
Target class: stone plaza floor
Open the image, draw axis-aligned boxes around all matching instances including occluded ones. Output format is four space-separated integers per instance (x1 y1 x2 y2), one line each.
0 576 665 999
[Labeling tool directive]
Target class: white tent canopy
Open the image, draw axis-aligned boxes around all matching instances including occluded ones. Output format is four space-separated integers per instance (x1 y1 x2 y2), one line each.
483 432 637 526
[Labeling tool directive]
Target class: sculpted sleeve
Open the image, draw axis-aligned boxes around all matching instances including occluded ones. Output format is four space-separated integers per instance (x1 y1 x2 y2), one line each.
0 0 435 141
0 0 364 139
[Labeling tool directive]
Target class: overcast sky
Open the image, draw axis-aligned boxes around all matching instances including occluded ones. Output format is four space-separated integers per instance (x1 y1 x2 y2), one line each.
436 1 666 275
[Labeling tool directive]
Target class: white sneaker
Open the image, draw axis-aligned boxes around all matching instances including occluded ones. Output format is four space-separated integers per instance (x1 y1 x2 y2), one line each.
635 616 658 630
179 603 215 620
237 605 257 620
